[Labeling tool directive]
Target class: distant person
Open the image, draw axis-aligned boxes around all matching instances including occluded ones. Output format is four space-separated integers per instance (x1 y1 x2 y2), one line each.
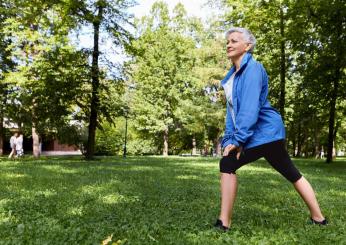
8 132 18 159
320 148 324 159
214 27 327 232
15 133 24 157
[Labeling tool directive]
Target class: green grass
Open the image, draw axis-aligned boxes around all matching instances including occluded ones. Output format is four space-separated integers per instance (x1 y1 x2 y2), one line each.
0 156 345 245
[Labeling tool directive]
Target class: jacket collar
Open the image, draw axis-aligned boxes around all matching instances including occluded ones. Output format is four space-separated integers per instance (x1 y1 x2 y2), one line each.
221 52 253 86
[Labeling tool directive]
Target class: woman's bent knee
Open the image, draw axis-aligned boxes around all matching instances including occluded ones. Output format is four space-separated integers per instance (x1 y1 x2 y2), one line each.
219 155 238 174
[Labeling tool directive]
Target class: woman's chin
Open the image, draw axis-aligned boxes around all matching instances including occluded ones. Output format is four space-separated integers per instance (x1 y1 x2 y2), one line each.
227 54 234 60
228 53 245 61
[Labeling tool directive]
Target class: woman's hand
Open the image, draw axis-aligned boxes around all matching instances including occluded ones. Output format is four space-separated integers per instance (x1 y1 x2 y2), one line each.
223 144 243 159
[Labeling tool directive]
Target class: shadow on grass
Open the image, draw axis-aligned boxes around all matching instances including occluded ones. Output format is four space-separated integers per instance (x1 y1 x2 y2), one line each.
0 156 345 244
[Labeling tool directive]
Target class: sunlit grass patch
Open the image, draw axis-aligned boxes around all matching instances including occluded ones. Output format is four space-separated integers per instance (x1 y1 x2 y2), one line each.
176 175 200 180
39 165 79 174
1 173 27 179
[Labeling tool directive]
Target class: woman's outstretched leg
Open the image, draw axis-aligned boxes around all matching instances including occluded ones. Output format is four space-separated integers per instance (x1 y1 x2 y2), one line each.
263 141 326 223
293 176 325 222
219 173 238 228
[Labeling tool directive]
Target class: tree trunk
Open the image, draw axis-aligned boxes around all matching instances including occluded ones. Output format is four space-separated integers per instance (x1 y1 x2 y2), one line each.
86 5 103 160
214 137 222 156
327 8 342 163
32 126 40 157
279 6 286 120
332 145 336 159
313 122 320 158
192 135 196 155
32 97 40 158
301 127 307 157
289 124 296 157
314 145 319 159
292 137 296 157
332 121 340 160
163 128 168 156
0 117 3 156
326 81 338 163
296 122 302 157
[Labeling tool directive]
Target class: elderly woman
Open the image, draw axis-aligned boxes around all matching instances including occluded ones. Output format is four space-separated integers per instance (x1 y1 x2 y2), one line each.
214 27 327 231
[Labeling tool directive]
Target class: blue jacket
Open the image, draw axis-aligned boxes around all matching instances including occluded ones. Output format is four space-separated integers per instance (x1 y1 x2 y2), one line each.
221 52 285 150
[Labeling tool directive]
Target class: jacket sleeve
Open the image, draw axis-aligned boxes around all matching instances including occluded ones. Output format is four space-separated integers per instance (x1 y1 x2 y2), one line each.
221 102 236 149
232 63 264 147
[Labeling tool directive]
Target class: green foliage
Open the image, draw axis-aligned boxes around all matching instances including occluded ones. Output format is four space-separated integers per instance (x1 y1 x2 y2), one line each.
1 0 90 139
1 0 133 155
0 156 345 244
191 26 231 153
95 118 158 156
126 2 199 155
95 120 124 155
126 138 158 156
127 2 230 155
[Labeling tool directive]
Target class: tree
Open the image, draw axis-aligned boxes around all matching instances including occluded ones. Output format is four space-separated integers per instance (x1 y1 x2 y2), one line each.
187 22 229 156
68 0 135 159
0 1 16 155
289 0 346 162
2 0 90 157
127 2 197 156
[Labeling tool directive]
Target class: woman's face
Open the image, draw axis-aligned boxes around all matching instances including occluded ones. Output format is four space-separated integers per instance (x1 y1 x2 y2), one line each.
226 32 250 60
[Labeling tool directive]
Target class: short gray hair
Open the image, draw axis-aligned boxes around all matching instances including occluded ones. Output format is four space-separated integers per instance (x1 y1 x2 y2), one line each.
225 27 256 53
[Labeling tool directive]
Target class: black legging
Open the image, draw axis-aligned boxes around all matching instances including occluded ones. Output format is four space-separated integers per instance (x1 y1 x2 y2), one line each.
220 140 302 183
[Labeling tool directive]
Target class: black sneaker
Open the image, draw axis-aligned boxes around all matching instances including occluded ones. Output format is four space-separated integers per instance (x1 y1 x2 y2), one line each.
214 219 230 231
310 217 328 225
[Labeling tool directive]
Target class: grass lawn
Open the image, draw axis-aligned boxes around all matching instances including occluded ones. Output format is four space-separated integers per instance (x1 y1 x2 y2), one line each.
0 156 345 244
